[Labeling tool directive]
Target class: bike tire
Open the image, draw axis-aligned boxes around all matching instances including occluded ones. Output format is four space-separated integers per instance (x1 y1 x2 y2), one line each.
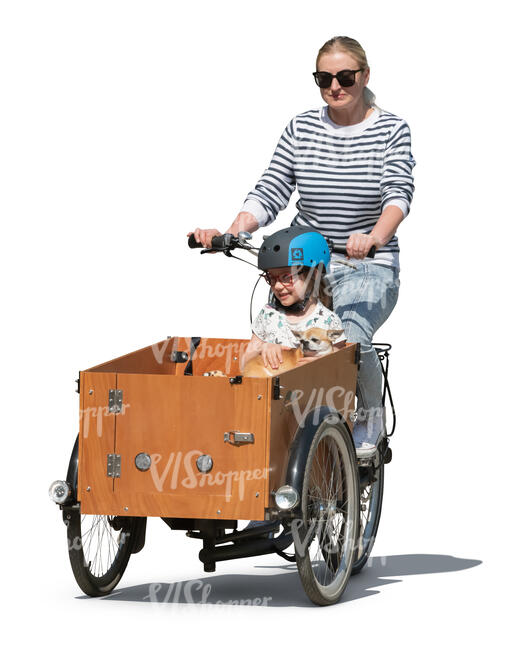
352 460 384 574
295 419 360 606
65 509 139 597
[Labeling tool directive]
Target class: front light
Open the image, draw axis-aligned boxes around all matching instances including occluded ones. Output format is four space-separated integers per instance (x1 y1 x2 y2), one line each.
274 485 299 510
48 480 71 505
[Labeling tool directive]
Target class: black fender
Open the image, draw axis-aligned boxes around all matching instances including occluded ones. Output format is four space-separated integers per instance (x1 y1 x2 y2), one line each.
130 517 147 554
283 406 352 515
66 434 80 504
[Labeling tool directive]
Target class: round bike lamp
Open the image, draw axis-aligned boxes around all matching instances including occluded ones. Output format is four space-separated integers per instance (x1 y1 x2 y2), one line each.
274 485 299 510
48 480 71 505
196 454 213 473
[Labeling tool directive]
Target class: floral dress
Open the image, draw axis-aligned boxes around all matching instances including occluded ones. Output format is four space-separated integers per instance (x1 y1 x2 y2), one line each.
252 300 346 347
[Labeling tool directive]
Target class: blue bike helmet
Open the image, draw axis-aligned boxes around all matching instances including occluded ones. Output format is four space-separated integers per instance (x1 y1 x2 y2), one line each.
258 226 330 271
258 226 330 313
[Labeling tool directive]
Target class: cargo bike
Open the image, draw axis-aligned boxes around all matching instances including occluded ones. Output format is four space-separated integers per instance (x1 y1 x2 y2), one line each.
49 232 395 606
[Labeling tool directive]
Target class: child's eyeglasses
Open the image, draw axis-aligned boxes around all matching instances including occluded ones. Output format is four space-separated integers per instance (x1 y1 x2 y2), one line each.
312 68 364 89
260 271 299 287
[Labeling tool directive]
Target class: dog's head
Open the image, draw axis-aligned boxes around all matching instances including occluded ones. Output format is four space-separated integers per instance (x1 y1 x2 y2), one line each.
292 327 344 355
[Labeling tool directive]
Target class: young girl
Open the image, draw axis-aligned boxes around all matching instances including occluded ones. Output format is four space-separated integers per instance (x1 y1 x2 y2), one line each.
241 227 347 371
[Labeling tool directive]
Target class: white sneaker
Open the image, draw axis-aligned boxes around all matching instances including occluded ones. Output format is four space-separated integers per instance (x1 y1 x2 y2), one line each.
355 441 377 459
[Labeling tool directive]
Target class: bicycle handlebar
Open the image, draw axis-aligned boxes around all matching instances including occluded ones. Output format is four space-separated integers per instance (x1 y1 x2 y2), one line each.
187 232 376 258
188 233 235 250
331 242 376 259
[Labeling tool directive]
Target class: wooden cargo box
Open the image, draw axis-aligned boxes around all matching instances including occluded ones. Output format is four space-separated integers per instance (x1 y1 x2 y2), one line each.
77 336 359 521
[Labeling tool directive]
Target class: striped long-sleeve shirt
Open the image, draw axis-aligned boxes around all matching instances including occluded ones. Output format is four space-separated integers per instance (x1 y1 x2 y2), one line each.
241 105 416 268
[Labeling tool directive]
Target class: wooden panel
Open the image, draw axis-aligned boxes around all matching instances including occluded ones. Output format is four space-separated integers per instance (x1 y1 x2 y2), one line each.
266 343 359 501
86 338 178 375
78 372 117 512
86 336 251 378
189 337 250 376
80 373 271 519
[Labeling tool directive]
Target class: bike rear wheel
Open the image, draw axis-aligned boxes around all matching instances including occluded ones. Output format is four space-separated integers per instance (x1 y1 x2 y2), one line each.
352 459 384 574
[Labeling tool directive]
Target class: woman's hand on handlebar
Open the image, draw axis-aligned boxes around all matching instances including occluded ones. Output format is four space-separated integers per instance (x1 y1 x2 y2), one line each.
261 343 292 369
187 228 223 249
346 232 382 260
188 212 259 249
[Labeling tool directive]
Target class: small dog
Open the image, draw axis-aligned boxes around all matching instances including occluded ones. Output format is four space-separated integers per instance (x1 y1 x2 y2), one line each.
243 327 344 377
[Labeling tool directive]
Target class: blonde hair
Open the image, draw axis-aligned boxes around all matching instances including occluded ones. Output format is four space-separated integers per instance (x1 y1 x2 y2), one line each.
316 36 377 109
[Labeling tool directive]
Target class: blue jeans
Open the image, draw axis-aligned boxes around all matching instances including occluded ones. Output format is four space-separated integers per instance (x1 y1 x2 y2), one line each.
326 260 400 440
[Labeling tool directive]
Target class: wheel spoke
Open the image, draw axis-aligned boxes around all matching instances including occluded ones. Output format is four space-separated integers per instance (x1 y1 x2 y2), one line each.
300 429 356 591
75 514 129 579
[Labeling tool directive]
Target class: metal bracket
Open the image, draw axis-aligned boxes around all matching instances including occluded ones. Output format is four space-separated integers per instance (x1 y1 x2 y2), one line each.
171 351 189 363
107 454 121 478
273 377 285 400
108 389 123 414
223 431 255 445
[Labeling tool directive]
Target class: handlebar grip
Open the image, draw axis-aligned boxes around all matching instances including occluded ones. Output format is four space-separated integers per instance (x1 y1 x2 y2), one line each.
187 233 230 250
331 243 376 258
188 234 203 248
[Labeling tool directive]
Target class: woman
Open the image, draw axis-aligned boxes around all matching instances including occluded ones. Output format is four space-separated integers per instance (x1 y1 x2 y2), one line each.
188 35 416 454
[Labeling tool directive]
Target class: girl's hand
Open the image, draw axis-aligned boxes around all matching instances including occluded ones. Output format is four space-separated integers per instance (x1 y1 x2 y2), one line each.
187 228 223 248
346 232 382 259
261 344 292 369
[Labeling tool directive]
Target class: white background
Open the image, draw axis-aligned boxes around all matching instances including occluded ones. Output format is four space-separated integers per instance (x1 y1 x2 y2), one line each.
1 0 515 647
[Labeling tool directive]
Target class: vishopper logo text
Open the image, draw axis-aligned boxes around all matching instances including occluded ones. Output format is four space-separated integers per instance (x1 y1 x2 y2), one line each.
285 384 385 430
287 385 356 426
150 450 268 501
80 403 131 438
151 337 249 373
144 580 273 606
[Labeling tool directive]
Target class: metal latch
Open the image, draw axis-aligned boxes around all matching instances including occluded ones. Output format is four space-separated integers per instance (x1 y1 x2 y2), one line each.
108 389 123 414
223 431 255 445
107 454 121 477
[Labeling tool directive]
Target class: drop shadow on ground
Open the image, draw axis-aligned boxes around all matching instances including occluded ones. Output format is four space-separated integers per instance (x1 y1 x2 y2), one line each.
77 553 482 607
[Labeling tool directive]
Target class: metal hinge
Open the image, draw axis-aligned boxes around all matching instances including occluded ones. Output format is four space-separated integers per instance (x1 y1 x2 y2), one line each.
273 376 286 400
108 389 123 414
107 454 121 478
224 431 255 445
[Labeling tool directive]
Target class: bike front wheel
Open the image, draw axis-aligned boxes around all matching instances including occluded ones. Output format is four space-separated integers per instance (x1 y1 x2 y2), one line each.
65 508 140 597
295 419 360 606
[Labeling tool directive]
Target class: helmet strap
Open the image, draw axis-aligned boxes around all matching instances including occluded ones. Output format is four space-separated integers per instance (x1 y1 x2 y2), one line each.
273 290 313 313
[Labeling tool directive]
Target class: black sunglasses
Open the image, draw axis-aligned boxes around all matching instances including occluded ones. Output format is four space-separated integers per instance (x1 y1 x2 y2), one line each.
312 68 364 89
